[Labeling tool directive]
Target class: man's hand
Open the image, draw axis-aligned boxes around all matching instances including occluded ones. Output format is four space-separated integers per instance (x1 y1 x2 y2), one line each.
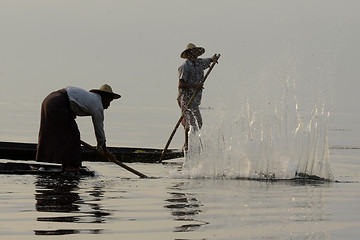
196 83 204 90
101 144 118 162
211 54 220 63
106 151 117 162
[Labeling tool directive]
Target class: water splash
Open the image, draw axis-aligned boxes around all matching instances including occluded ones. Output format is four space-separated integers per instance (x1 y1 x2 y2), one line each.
180 71 333 181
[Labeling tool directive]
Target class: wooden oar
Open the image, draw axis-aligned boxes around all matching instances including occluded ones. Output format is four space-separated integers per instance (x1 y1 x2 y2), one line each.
159 54 221 162
80 140 148 178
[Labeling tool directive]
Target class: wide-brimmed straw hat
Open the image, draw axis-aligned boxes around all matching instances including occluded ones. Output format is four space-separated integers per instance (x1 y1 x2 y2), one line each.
180 43 205 59
90 84 121 99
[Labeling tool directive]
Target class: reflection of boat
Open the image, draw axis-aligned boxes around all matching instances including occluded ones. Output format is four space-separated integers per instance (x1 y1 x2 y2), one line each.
0 162 95 177
0 141 183 163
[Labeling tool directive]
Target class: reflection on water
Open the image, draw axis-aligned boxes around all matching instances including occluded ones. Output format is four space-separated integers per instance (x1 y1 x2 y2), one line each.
33 175 109 235
0 163 357 239
165 182 208 233
165 179 333 239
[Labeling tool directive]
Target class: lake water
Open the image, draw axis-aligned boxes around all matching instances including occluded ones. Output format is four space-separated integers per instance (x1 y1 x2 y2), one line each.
0 104 359 240
1 1 359 239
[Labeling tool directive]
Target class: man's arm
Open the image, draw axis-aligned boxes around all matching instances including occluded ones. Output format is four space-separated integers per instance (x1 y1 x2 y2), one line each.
91 111 117 162
201 54 220 70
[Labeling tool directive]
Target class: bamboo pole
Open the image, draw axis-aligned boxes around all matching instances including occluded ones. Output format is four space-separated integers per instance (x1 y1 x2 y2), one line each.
81 140 148 178
159 54 220 162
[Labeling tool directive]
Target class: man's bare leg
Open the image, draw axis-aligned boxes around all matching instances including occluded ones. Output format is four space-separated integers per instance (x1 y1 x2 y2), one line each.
183 126 189 151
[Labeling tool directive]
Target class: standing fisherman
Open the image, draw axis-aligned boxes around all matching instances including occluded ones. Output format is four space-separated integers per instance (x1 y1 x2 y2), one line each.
177 43 220 151
36 84 120 172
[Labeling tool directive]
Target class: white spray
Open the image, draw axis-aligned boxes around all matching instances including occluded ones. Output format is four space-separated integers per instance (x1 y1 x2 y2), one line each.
180 61 333 181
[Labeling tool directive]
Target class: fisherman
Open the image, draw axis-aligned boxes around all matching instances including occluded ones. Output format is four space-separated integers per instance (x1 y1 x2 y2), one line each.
177 43 220 151
36 84 120 172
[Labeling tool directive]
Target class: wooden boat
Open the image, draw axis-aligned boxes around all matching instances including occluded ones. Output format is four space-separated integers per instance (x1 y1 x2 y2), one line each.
0 141 183 163
0 161 95 177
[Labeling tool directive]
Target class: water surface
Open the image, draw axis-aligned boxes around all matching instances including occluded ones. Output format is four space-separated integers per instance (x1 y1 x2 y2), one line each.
0 154 359 240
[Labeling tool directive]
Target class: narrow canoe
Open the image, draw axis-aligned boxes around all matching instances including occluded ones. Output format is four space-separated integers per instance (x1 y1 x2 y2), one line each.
0 161 95 177
0 141 183 163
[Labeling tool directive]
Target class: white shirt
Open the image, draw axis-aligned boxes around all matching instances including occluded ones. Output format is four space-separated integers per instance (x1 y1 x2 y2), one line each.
65 86 106 147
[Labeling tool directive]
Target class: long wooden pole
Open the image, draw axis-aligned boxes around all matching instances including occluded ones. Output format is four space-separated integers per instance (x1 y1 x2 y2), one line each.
159 54 220 162
81 140 148 178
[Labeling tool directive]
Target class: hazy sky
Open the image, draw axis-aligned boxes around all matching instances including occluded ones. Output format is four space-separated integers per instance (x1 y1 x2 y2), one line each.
1 0 359 146
1 0 359 108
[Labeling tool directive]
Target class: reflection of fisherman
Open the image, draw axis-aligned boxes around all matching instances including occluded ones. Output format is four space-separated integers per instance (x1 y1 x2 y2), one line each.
177 43 220 151
34 175 108 235
35 176 81 213
36 84 121 172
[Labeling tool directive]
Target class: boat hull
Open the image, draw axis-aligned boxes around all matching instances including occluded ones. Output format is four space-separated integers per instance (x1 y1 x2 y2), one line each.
0 161 95 177
0 141 183 163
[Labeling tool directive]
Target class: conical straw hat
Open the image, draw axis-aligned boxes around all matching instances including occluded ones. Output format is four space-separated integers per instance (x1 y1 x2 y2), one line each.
180 43 205 59
90 84 121 99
